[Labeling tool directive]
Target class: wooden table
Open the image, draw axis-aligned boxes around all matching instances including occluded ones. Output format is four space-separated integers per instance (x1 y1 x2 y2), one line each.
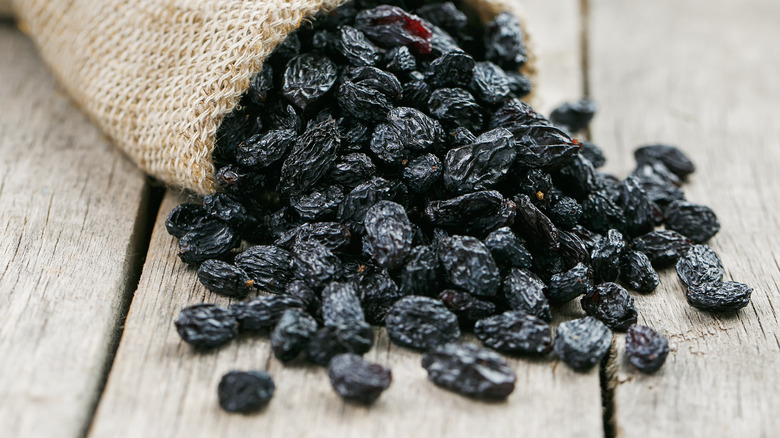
1 1 778 436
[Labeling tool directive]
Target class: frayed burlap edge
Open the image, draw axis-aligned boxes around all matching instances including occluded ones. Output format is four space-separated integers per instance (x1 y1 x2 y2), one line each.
12 0 535 195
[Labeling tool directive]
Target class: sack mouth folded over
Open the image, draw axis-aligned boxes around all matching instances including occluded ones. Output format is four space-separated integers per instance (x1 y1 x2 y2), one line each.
15 0 534 195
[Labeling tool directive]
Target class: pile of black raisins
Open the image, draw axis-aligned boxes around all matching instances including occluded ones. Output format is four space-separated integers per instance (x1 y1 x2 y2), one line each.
166 0 753 411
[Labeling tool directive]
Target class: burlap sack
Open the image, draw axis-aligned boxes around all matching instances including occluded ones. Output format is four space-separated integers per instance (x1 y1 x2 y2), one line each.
6 0 534 195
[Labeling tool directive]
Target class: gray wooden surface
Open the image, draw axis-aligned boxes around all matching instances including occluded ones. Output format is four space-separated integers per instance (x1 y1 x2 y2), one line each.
1 0 779 437
589 1 780 436
0 26 150 438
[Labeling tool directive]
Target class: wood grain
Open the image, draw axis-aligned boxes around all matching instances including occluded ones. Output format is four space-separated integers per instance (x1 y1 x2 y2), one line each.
588 0 780 436
0 26 150 438
89 2 606 437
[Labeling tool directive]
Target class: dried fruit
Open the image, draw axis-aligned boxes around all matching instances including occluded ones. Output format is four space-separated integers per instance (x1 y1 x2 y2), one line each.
421 342 515 399
580 282 637 331
474 311 552 356
385 296 460 350
328 353 392 404
363 201 414 271
230 295 303 332
483 227 533 269
218 371 275 413
443 128 516 193
197 260 254 298
664 200 720 243
625 324 669 373
175 304 238 349
502 268 551 322
282 53 338 110
354 5 433 54
438 289 497 328
484 12 527 69
234 245 294 294
178 219 239 265
271 308 318 362
548 262 591 304
619 250 660 293
549 98 597 133
686 281 752 312
676 245 724 287
554 316 612 371
631 230 692 267
438 235 501 298
634 144 695 179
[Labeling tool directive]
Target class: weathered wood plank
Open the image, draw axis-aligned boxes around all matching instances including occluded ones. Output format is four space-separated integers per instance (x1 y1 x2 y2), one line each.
0 26 150 438
588 0 780 436
90 2 605 437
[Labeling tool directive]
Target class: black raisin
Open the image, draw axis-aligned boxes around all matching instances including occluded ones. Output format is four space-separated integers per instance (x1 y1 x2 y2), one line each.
631 230 692 267
443 128 516 193
548 262 592 304
580 282 637 331
675 245 724 287
306 321 374 366
438 289 497 328
554 316 612 371
438 235 501 298
502 268 551 322
234 245 294 294
686 281 752 312
279 117 340 196
625 324 669 374
230 295 304 332
175 304 238 349
385 296 460 350
664 200 720 243
328 353 392 404
484 12 527 69
218 370 275 413
425 190 517 236
398 245 441 296
634 144 695 179
271 308 318 362
354 5 433 54
549 98 597 133
363 201 414 271
484 226 533 269
590 229 626 283
474 311 552 356
338 26 382 67
355 266 404 325
619 250 660 293
421 342 516 399
428 88 484 132
291 240 344 289
281 53 338 110
197 260 254 298
166 203 207 238
178 219 240 265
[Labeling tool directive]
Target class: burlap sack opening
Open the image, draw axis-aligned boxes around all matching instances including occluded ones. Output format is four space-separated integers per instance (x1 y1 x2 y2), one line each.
7 0 534 195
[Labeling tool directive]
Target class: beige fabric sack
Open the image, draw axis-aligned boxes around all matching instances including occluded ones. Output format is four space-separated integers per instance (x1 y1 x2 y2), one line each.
4 0 533 195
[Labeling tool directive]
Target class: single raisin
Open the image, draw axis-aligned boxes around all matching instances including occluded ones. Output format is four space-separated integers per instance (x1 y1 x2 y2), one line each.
328 353 392 404
218 371 275 413
421 342 516 399
625 324 669 373
175 304 238 349
554 316 612 371
385 296 460 350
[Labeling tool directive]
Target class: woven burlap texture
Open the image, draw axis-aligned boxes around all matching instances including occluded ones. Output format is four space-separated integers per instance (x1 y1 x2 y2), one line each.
11 0 533 195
